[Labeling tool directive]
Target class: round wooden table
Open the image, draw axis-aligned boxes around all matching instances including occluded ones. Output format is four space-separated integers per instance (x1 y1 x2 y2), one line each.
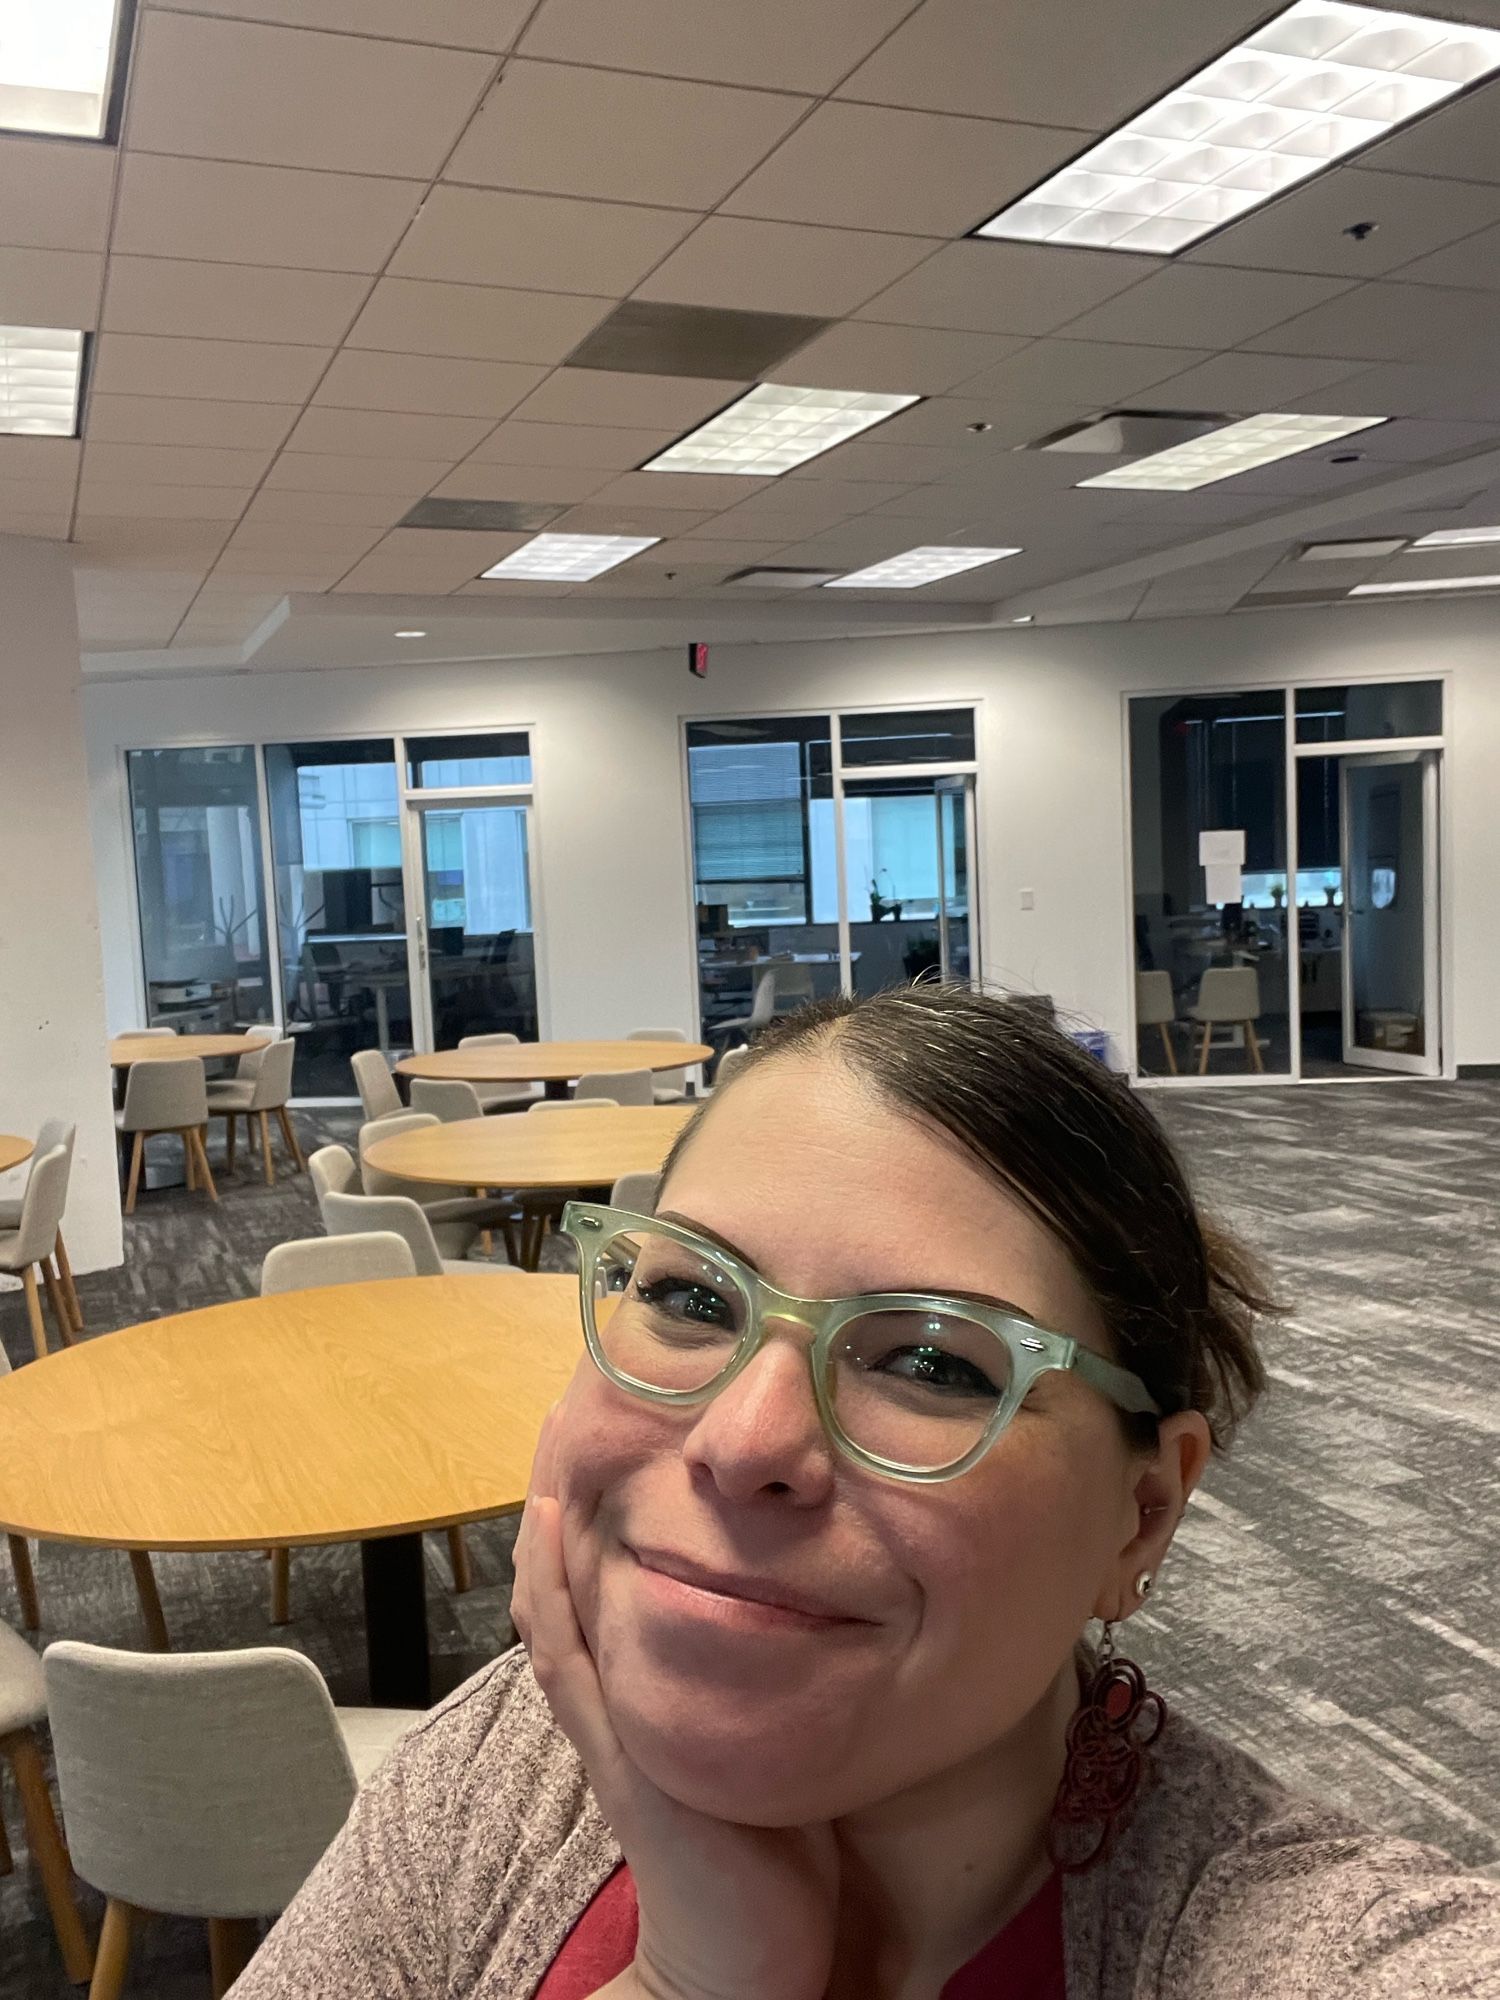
0 1274 581 1705
395 1038 711 1100
109 1033 261 1066
0 1133 35 1175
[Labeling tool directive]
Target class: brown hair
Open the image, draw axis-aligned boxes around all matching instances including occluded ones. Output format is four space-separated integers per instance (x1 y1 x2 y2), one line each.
662 986 1277 1451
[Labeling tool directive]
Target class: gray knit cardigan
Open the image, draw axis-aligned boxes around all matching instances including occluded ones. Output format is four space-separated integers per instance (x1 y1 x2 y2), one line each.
232 1648 1500 1999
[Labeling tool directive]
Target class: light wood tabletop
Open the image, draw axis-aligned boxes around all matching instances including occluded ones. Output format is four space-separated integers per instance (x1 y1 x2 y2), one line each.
0 1133 35 1175
109 1033 261 1067
394 1038 711 1085
365 1103 696 1193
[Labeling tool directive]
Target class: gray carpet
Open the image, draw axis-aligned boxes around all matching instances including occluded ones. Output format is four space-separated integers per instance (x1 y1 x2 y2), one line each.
2 1084 1498 1995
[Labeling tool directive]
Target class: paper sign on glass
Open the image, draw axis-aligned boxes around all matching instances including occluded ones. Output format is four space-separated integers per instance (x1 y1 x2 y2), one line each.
1204 864 1243 906
1199 829 1246 867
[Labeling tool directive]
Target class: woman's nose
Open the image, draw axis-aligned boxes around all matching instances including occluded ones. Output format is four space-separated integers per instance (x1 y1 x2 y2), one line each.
681 1327 835 1507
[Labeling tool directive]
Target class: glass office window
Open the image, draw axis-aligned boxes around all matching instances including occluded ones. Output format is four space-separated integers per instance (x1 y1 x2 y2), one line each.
1130 692 1290 1079
405 732 532 787
418 804 537 1045
128 746 273 1031
839 707 976 767
1295 681 1441 743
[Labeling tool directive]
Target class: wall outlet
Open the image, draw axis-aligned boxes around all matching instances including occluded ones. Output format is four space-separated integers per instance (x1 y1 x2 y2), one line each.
1019 887 1035 910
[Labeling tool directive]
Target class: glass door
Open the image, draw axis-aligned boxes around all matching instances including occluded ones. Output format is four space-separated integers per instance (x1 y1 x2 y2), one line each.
408 799 538 1047
935 777 976 984
1340 751 1440 1076
842 775 963 997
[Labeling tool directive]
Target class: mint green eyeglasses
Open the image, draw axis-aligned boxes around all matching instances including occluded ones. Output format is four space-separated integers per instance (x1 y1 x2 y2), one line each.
560 1203 1161 1485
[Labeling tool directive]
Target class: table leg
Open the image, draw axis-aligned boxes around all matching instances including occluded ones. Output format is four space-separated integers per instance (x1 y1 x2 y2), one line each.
360 1532 430 1707
543 1077 570 1100
375 984 391 1057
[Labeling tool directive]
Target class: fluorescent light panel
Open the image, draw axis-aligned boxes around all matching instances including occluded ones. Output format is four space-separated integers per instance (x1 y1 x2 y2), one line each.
976 2 1500 255
826 545 1022 589
1351 573 1500 594
0 0 125 139
481 533 660 582
1409 525 1500 548
643 383 920 476
1077 411 1385 490
0 325 83 435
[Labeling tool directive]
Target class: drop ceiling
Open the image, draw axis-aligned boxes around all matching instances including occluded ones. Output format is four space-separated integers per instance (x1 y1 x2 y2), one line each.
0 0 1498 670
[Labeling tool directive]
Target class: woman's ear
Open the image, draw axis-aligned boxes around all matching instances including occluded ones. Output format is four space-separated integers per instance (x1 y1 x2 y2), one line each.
1092 1411 1213 1625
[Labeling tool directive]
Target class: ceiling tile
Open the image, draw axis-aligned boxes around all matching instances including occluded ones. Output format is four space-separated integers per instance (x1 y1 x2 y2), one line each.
634 217 938 318
787 436 995 483
313 352 545 419
149 0 532 48
388 187 694 296
853 240 1164 337
70 516 234 560
1392 220 1500 291
695 483 907 534
1241 283 1500 363
91 334 332 403
0 436 80 481
428 463 615 504
1188 168 1500 280
868 396 1092 447
1056 267 1353 350
723 102 1086 236
242 487 412 525
345 278 613 365
568 299 826 381
81 442 273 487
0 135 116 252
0 247 103 328
445 62 808 208
508 369 744 430
1360 82 1500 186
957 339 1211 407
209 553 353 586
102 256 368 345
222 518 386 557
84 395 301 450
1305 363 1500 421
283 408 496 457
1358 417 1500 462
113 154 423 273
467 420 682 468
263 452 458 495
1132 352 1368 411
127 12 496 178
836 0 1266 127
520 0 915 92
75 483 250 520
587 470 777 509
551 502 715 536
633 536 788 565
768 321 1024 395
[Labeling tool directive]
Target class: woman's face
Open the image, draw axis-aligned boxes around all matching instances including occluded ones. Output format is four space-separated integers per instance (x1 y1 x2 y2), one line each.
550 1052 1166 1826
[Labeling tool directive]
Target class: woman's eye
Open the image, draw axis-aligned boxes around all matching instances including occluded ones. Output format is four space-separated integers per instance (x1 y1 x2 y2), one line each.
875 1344 998 1399
634 1276 736 1328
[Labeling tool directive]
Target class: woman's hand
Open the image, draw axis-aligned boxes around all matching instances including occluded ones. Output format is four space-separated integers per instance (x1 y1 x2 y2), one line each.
512 1412 840 2000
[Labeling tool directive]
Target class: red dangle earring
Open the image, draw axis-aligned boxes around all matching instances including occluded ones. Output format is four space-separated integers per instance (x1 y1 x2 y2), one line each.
1047 1572 1167 1874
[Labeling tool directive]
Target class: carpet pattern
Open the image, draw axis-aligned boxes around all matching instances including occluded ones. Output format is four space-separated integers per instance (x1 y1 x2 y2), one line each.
2 1086 1498 1995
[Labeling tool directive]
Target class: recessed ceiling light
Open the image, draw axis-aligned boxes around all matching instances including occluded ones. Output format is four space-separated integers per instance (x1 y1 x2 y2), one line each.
480 533 660 582
824 546 1022 589
1013 614 1035 624
1298 536 1409 560
1077 412 1386 490
643 384 920 477
974 2 1500 255
0 325 84 435
394 629 427 638
1350 572 1500 594
0 0 128 140
1409 525 1500 548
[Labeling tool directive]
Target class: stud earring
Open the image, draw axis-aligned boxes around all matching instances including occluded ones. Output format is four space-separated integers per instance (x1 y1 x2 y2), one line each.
1135 1571 1154 1599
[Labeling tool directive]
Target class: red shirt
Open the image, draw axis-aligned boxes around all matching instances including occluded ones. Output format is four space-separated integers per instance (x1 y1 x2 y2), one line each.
536 1862 1066 1999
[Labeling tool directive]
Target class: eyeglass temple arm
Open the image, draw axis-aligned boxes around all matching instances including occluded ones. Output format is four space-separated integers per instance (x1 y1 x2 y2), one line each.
1071 1346 1162 1418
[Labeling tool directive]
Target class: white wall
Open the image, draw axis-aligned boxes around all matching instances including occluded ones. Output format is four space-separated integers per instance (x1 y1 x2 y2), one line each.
83 593 1500 1083
0 537 122 1277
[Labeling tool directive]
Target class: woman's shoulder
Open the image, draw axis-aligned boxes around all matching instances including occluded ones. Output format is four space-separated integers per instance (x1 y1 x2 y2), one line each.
1076 1705 1500 1999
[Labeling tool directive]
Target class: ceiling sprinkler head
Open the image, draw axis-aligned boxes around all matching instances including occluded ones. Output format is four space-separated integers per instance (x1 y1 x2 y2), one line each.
1343 220 1379 241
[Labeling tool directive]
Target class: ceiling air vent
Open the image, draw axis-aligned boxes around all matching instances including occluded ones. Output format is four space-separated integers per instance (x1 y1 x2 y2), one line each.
1027 411 1229 455
566 301 829 381
726 566 844 589
398 498 563 532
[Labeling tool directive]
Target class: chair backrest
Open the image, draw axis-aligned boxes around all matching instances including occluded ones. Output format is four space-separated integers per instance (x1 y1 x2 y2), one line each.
528 1097 616 1114
350 1049 402 1124
409 1078 485 1123
261 1232 416 1295
748 968 778 1028
458 1033 519 1047
359 1113 452 1204
628 1028 689 1093
322 1189 444 1277
1195 965 1261 1022
714 1045 753 1089
235 1024 279 1080
609 1171 660 1213
1135 970 1175 1027
32 1118 76 1164
44 1640 358 1919
6 1143 69 1267
248 1037 296 1111
772 964 816 1006
308 1144 360 1217
120 1055 208 1131
574 1068 653 1107
132 1026 178 1037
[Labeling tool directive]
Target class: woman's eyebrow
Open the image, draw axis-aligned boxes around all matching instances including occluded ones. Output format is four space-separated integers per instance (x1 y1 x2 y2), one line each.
653 1210 1036 1320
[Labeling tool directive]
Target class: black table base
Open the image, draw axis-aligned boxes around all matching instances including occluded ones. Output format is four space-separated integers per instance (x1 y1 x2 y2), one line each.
360 1532 431 1707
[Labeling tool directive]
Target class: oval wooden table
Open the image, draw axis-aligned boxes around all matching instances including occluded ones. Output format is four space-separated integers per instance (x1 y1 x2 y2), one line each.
0 1132 35 1175
108 1033 261 1066
0 1274 581 1706
395 1038 711 1100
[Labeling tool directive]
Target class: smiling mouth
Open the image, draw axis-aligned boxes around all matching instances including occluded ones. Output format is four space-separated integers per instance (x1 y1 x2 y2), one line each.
627 1546 874 1628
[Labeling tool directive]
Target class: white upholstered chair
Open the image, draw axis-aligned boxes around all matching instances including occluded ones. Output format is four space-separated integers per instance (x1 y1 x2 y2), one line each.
116 1056 215 1213
409 1077 486 1123
207 1037 304 1184
259 1232 417 1295
609 1171 660 1213
1135 970 1179 1076
1189 965 1265 1075
350 1048 403 1125
627 1027 692 1102
573 1068 653 1106
457 1032 540 1113
0 1143 75 1360
0 1621 92 1984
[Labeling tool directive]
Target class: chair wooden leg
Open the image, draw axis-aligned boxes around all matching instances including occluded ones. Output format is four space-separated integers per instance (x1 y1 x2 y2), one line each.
7 1535 39 1630
209 1916 259 1997
269 1547 290 1626
54 1231 84 1336
445 1526 472 1594
500 1219 522 1267
1244 1019 1265 1073
2 1730 95 1986
1197 1024 1212 1076
128 1550 170 1651
88 1897 133 2000
21 1266 49 1361
123 1133 144 1215
276 1106 305 1172
224 1114 237 1173
189 1129 219 1205
1157 1021 1178 1076
41 1258 74 1350
258 1111 274 1187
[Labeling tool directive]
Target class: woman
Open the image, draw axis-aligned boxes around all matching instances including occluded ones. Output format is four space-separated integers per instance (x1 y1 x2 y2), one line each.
236 988 1499 1999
